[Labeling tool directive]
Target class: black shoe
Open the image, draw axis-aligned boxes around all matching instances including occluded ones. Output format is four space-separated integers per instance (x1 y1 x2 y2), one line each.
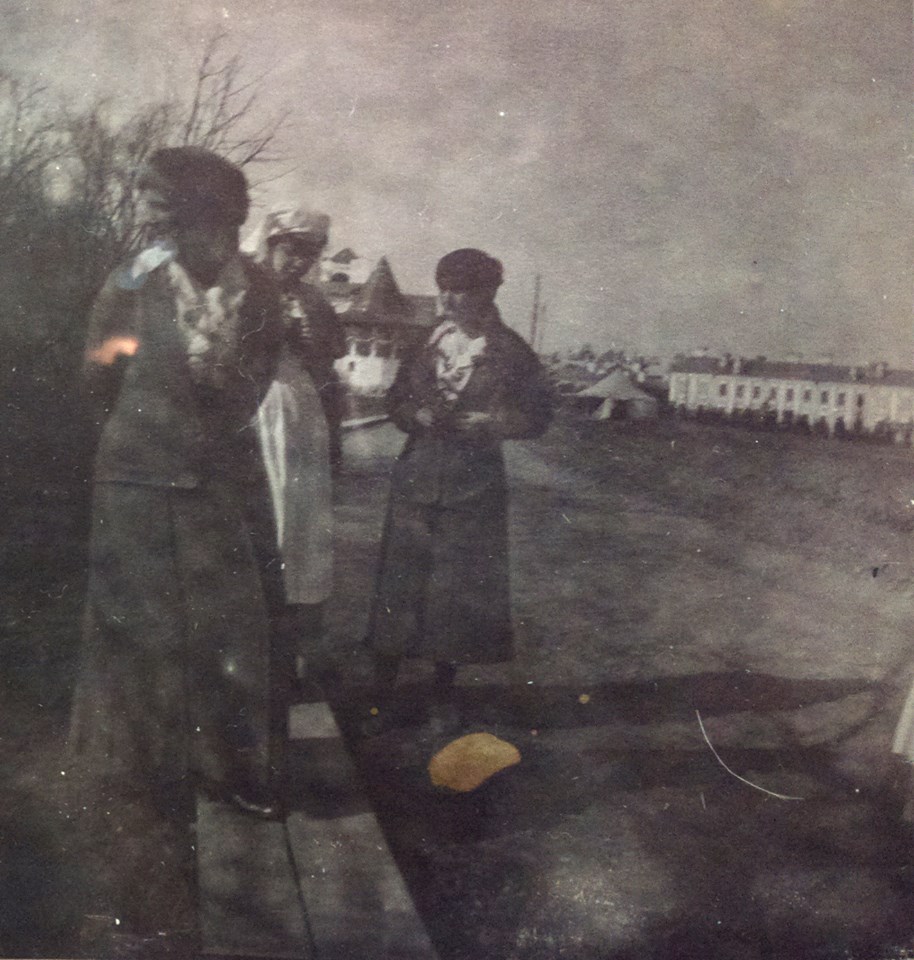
197 779 282 820
229 791 281 819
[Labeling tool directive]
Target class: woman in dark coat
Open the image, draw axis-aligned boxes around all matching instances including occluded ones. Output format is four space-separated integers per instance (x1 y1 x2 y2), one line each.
70 147 285 824
365 248 553 730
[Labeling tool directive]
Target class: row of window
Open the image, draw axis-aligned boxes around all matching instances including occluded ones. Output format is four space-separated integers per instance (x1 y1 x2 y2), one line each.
670 377 914 418
714 383 864 407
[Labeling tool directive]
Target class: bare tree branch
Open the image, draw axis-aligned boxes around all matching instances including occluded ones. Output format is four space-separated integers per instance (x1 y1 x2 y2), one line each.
176 29 290 170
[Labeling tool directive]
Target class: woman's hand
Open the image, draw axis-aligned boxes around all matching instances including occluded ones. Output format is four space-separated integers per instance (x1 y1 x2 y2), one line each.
414 406 436 428
452 411 495 432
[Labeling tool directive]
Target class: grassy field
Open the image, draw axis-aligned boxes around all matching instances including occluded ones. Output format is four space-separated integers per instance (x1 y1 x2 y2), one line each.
520 412 914 682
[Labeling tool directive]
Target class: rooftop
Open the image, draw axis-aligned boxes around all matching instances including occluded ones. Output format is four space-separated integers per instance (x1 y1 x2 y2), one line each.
317 257 437 330
669 356 914 387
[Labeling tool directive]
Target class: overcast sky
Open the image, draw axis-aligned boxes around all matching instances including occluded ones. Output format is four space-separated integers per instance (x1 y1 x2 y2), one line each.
4 0 912 362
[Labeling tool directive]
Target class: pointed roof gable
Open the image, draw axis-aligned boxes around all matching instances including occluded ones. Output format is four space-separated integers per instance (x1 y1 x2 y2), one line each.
316 256 438 330
350 257 411 318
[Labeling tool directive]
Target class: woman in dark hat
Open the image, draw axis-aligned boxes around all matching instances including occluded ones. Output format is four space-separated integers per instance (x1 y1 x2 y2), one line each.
70 147 285 887
364 248 553 733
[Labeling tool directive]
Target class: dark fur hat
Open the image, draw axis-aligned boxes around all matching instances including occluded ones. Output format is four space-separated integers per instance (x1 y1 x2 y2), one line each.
138 147 249 227
435 248 503 291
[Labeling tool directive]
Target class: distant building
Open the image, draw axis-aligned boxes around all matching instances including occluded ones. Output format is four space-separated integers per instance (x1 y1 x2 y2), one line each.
316 252 437 395
318 247 374 286
634 357 668 384
668 355 914 440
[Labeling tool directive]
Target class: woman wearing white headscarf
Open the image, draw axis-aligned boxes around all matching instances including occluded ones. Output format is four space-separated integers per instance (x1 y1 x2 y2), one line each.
247 207 346 687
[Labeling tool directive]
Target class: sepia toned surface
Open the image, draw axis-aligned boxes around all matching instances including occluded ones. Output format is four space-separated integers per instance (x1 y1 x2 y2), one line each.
2 1 914 958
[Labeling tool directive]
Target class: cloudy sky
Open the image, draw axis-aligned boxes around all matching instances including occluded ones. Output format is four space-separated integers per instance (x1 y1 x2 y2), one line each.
3 0 912 361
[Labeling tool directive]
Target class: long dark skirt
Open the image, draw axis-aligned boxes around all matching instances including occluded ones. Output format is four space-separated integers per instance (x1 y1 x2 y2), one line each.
69 479 286 808
367 493 513 664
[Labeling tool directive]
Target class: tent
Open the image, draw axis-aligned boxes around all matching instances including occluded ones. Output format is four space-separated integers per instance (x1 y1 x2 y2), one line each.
575 368 659 420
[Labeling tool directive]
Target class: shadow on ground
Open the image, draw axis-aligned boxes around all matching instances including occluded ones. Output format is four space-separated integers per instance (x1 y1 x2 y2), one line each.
329 671 914 960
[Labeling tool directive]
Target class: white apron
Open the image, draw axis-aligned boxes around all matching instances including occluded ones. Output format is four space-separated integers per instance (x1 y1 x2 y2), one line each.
256 353 333 605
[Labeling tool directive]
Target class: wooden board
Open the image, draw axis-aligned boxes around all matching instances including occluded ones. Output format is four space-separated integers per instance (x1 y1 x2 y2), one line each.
286 810 438 960
196 798 312 959
286 701 439 960
289 701 344 740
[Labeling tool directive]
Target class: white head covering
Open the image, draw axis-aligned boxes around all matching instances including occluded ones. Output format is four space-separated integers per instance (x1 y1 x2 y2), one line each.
242 205 331 262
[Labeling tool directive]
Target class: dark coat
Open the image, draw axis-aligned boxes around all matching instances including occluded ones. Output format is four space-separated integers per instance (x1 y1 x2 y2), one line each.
71 254 285 806
367 313 553 663
84 256 281 488
387 318 553 505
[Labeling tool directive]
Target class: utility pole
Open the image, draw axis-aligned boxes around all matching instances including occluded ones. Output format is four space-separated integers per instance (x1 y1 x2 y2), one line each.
537 302 547 353
529 274 541 348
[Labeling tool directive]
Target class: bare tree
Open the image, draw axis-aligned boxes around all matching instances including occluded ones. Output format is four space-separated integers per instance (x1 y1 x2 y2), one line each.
0 35 295 622
1 30 291 399
0 72 61 216
46 29 290 301
59 31 289 264
61 99 178 271
0 73 65 358
178 31 289 169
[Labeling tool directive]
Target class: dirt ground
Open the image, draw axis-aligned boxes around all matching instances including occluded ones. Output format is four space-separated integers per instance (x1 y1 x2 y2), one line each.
328 414 914 960
5 411 914 958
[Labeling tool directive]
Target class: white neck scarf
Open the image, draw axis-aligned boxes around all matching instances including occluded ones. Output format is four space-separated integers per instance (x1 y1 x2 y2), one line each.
166 255 249 389
430 320 487 403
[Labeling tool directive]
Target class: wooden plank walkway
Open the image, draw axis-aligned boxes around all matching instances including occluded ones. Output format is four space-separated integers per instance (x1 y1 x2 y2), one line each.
196 700 438 960
196 799 311 959
286 702 438 960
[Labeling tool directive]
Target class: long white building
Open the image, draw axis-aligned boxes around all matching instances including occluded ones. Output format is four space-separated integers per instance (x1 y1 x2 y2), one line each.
668 356 914 440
